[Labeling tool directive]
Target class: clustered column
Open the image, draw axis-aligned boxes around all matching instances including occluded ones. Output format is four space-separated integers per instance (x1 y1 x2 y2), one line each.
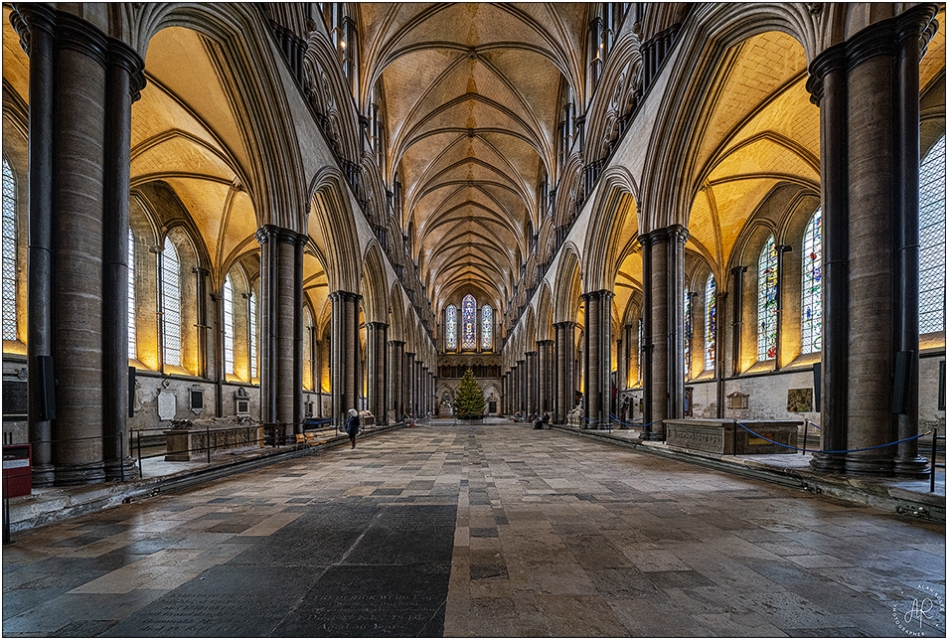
639 225 687 439
330 291 361 427
553 321 576 424
366 322 388 425
257 226 303 445
582 290 613 429
537 339 554 415
806 6 935 476
387 339 404 422
525 351 537 417
13 5 145 485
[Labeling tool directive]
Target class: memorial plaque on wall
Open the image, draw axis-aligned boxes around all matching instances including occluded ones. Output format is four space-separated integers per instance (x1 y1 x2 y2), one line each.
157 389 177 421
2 381 28 418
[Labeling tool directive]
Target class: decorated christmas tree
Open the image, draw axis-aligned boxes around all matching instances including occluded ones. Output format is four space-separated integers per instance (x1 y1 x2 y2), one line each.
455 367 486 420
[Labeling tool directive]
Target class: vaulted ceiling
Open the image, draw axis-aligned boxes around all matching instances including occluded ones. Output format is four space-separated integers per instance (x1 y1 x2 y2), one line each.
360 3 591 313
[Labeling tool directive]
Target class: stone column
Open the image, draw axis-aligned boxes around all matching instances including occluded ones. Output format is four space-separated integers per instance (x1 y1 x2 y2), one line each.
582 290 613 429
537 340 554 415
807 45 848 472
257 227 299 444
292 235 305 433
102 39 145 481
515 360 525 417
639 236 655 436
525 351 537 417
640 225 687 440
554 321 576 423
501 372 508 415
49 12 109 485
330 291 361 427
366 322 388 425
403 351 415 418
846 8 934 476
387 339 404 422
12 4 56 486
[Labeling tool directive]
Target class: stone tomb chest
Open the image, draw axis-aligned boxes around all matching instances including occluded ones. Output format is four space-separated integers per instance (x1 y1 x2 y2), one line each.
664 419 800 455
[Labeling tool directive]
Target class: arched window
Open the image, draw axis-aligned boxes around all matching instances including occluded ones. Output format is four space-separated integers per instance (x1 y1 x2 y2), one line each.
684 291 693 377
249 292 258 379
445 304 457 351
160 236 182 367
461 294 476 350
2 158 17 341
481 305 493 351
801 209 823 354
704 275 716 370
303 306 313 390
128 228 136 359
920 133 946 334
223 275 235 375
757 235 778 361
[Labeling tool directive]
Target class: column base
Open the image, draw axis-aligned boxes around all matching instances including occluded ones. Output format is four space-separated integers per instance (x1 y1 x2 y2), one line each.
105 457 140 482
54 461 106 486
641 430 665 441
844 454 894 476
893 455 930 478
30 464 56 488
809 452 846 473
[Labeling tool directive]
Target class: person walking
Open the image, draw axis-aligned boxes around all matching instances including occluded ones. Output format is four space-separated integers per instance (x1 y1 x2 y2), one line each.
345 408 360 449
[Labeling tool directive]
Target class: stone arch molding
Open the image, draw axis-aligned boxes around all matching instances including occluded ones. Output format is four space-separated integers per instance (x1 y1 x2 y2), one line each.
582 167 640 293
360 241 390 325
308 167 362 294
639 2 822 234
121 3 308 234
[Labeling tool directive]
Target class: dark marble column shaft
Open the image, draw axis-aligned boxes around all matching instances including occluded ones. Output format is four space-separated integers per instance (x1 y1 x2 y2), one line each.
387 340 404 421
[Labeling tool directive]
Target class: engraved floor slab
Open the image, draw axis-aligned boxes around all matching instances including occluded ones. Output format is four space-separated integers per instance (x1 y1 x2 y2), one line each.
2 422 945 637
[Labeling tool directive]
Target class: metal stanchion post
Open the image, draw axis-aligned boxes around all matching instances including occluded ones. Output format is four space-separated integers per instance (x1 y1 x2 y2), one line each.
137 431 143 478
802 420 808 456
931 428 938 494
207 422 211 464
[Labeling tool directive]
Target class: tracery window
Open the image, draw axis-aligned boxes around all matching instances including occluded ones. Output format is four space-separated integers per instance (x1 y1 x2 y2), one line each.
128 228 136 359
920 133 946 334
445 304 457 351
249 292 258 379
684 291 693 377
757 235 778 361
223 275 235 375
160 236 182 367
704 275 716 370
481 305 493 351
2 158 16 341
461 294 476 350
801 209 823 354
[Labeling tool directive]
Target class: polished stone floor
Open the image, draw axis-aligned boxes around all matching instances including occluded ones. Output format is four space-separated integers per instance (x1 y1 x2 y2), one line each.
2 422 945 637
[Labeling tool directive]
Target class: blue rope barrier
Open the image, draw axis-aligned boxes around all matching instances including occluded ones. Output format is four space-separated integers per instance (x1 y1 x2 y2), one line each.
734 421 931 455
609 414 661 429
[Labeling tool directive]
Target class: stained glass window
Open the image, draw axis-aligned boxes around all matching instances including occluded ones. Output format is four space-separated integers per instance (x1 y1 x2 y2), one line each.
128 228 136 359
249 292 258 379
461 294 476 350
684 291 693 378
481 305 493 351
2 158 16 341
160 236 182 367
920 134 946 334
445 304 457 351
223 275 235 375
801 209 822 353
704 275 716 370
757 235 778 361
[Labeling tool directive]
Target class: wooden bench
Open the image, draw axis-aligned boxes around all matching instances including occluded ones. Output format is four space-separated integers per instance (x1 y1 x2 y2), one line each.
295 432 330 454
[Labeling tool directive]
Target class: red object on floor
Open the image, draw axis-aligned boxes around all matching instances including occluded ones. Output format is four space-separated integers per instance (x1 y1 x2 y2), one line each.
3 443 32 498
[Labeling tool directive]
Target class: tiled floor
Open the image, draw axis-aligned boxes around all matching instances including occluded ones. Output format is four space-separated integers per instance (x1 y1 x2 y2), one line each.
3 422 946 637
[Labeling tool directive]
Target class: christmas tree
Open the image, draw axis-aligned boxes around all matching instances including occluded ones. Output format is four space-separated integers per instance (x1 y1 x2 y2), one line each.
455 367 486 420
